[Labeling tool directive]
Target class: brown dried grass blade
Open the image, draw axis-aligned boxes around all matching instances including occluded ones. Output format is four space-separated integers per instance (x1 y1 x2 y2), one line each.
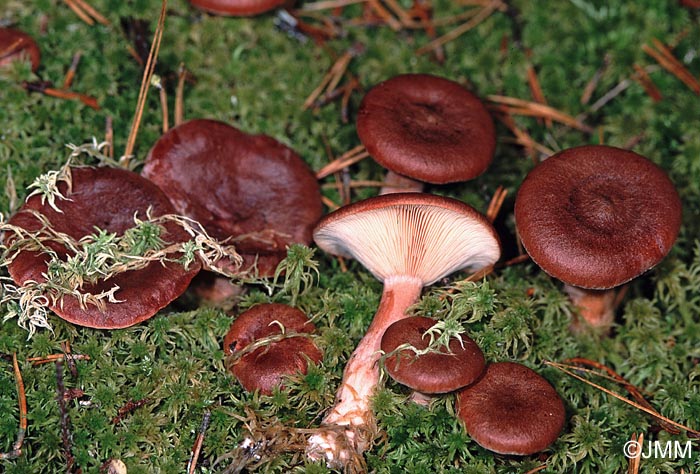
416 0 501 55
122 0 168 166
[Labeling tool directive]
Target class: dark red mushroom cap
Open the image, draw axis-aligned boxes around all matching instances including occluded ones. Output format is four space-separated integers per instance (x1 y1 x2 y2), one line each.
380 316 485 394
0 28 41 72
188 0 287 16
142 119 323 277
356 73 495 184
6 166 201 329
456 362 565 455
224 303 322 394
515 145 682 289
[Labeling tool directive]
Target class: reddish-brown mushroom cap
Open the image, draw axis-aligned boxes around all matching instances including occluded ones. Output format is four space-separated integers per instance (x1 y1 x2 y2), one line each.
6 166 201 329
0 28 41 72
515 145 682 289
457 362 566 455
356 73 495 184
224 303 322 394
313 193 501 285
381 316 485 394
188 0 287 16
143 119 323 277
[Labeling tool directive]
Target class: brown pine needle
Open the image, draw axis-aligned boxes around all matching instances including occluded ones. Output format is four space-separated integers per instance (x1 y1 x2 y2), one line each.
321 180 386 189
416 0 501 55
367 0 402 30
488 95 593 133
23 83 101 110
105 116 114 160
122 0 168 166
187 411 211 474
64 0 94 25
27 353 91 365
175 63 187 126
316 145 369 178
545 360 700 437
493 111 554 160
524 465 548 474
303 46 360 110
642 40 700 95
632 64 662 102
580 54 611 105
526 63 552 128
485 185 507 223
0 354 27 460
62 52 82 89
628 432 643 474
153 77 169 133
71 0 110 25
321 195 340 210
383 0 416 27
498 253 530 268
299 0 367 11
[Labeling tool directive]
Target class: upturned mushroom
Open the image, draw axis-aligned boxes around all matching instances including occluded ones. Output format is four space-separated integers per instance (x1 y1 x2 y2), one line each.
5 166 201 329
0 27 41 72
308 193 500 468
356 73 495 194
515 145 681 331
456 362 566 455
380 316 485 404
188 0 287 16
143 119 323 278
224 303 322 395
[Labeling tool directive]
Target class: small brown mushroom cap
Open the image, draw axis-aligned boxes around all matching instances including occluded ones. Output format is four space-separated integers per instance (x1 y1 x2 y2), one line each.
381 316 485 394
313 193 501 285
515 145 682 289
356 73 495 184
457 362 565 455
0 28 41 72
224 303 322 394
188 0 287 16
143 119 323 277
6 166 201 329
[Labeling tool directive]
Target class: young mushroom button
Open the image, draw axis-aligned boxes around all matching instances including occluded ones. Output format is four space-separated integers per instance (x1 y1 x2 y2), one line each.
0 28 41 72
357 74 495 194
457 362 566 455
224 303 322 395
308 193 500 468
143 119 323 278
515 145 682 330
5 167 201 329
381 316 485 398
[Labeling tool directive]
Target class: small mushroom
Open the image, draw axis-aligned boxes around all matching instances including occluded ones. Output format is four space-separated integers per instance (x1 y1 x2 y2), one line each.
381 316 485 404
0 27 41 72
356 73 495 194
188 0 288 16
143 119 323 277
515 145 681 331
224 303 322 395
308 193 500 467
456 362 566 455
6 166 201 329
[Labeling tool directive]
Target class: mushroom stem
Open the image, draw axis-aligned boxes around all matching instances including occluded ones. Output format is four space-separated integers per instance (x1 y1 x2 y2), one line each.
306 275 423 468
563 284 618 332
379 170 424 195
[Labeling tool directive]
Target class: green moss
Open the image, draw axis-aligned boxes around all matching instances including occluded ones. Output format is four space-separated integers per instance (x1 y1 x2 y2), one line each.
2 0 700 472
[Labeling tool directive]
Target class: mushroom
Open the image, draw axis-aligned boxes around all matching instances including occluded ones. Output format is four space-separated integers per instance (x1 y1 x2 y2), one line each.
5 166 201 329
0 27 41 72
456 362 565 455
380 316 485 405
356 73 495 194
188 0 288 16
515 145 681 331
142 119 323 278
223 303 322 394
308 192 501 467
